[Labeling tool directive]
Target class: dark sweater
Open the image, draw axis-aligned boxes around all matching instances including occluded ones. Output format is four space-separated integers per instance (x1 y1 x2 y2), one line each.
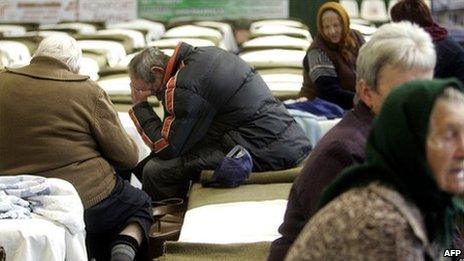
268 102 374 261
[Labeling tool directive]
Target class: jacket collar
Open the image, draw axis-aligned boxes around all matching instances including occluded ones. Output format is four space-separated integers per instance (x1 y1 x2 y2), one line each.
6 56 89 81
161 42 194 87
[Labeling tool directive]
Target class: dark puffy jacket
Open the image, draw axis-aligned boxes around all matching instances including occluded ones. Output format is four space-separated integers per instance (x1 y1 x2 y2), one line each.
130 42 311 171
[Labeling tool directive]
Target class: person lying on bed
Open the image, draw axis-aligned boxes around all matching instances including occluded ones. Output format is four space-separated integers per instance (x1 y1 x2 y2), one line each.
127 43 311 201
268 21 436 261
0 35 152 261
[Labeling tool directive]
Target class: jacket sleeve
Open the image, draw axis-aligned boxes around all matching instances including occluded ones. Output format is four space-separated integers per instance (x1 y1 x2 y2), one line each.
314 76 354 109
92 88 139 168
130 87 216 160
307 49 354 109
298 140 357 217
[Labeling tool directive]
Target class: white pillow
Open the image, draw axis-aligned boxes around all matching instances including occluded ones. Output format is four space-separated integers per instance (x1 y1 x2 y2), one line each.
242 35 310 51
250 24 312 41
240 49 306 69
149 38 216 49
0 41 31 67
250 20 306 31
97 29 146 49
97 75 130 95
40 23 96 34
0 25 26 36
164 25 222 41
108 19 165 42
77 40 127 67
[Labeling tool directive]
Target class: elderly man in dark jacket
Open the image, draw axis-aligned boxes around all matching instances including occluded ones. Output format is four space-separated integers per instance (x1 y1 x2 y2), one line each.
128 42 311 200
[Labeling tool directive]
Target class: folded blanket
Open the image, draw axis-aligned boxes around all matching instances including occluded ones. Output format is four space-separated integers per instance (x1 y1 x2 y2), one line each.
1 176 49 198
285 97 345 119
0 175 85 234
188 183 292 210
0 176 47 219
0 175 47 190
29 178 85 234
0 191 31 219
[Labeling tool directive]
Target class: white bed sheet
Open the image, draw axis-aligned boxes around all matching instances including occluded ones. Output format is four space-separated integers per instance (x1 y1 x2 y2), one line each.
118 112 151 161
179 199 287 244
0 215 87 261
319 118 342 137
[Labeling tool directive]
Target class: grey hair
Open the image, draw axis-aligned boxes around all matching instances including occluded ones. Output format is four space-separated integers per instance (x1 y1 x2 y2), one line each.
128 46 170 83
356 21 436 90
33 35 82 73
436 87 464 106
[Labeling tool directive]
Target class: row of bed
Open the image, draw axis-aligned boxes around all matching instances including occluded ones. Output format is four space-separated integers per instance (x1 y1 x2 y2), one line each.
0 17 379 260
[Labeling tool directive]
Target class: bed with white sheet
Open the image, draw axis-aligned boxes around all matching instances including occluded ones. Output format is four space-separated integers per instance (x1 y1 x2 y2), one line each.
118 111 151 161
0 176 87 261
162 167 302 260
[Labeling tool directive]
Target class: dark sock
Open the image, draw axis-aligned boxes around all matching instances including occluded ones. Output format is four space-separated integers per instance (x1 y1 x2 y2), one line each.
111 235 139 261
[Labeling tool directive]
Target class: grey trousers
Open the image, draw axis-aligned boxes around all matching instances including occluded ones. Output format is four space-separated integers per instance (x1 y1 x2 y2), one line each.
141 157 193 201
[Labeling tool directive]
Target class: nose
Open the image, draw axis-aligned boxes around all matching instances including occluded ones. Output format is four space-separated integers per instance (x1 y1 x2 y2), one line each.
328 27 335 36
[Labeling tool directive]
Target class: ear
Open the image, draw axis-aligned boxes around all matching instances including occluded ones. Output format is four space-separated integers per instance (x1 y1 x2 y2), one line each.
150 66 165 82
357 79 374 109
151 66 165 75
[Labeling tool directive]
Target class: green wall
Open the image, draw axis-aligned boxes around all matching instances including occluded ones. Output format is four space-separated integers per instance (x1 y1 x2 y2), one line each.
289 0 323 37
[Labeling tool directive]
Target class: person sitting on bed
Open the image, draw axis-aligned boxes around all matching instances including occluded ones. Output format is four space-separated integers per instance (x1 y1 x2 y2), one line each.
268 21 436 261
298 2 365 109
127 43 311 202
0 35 152 261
